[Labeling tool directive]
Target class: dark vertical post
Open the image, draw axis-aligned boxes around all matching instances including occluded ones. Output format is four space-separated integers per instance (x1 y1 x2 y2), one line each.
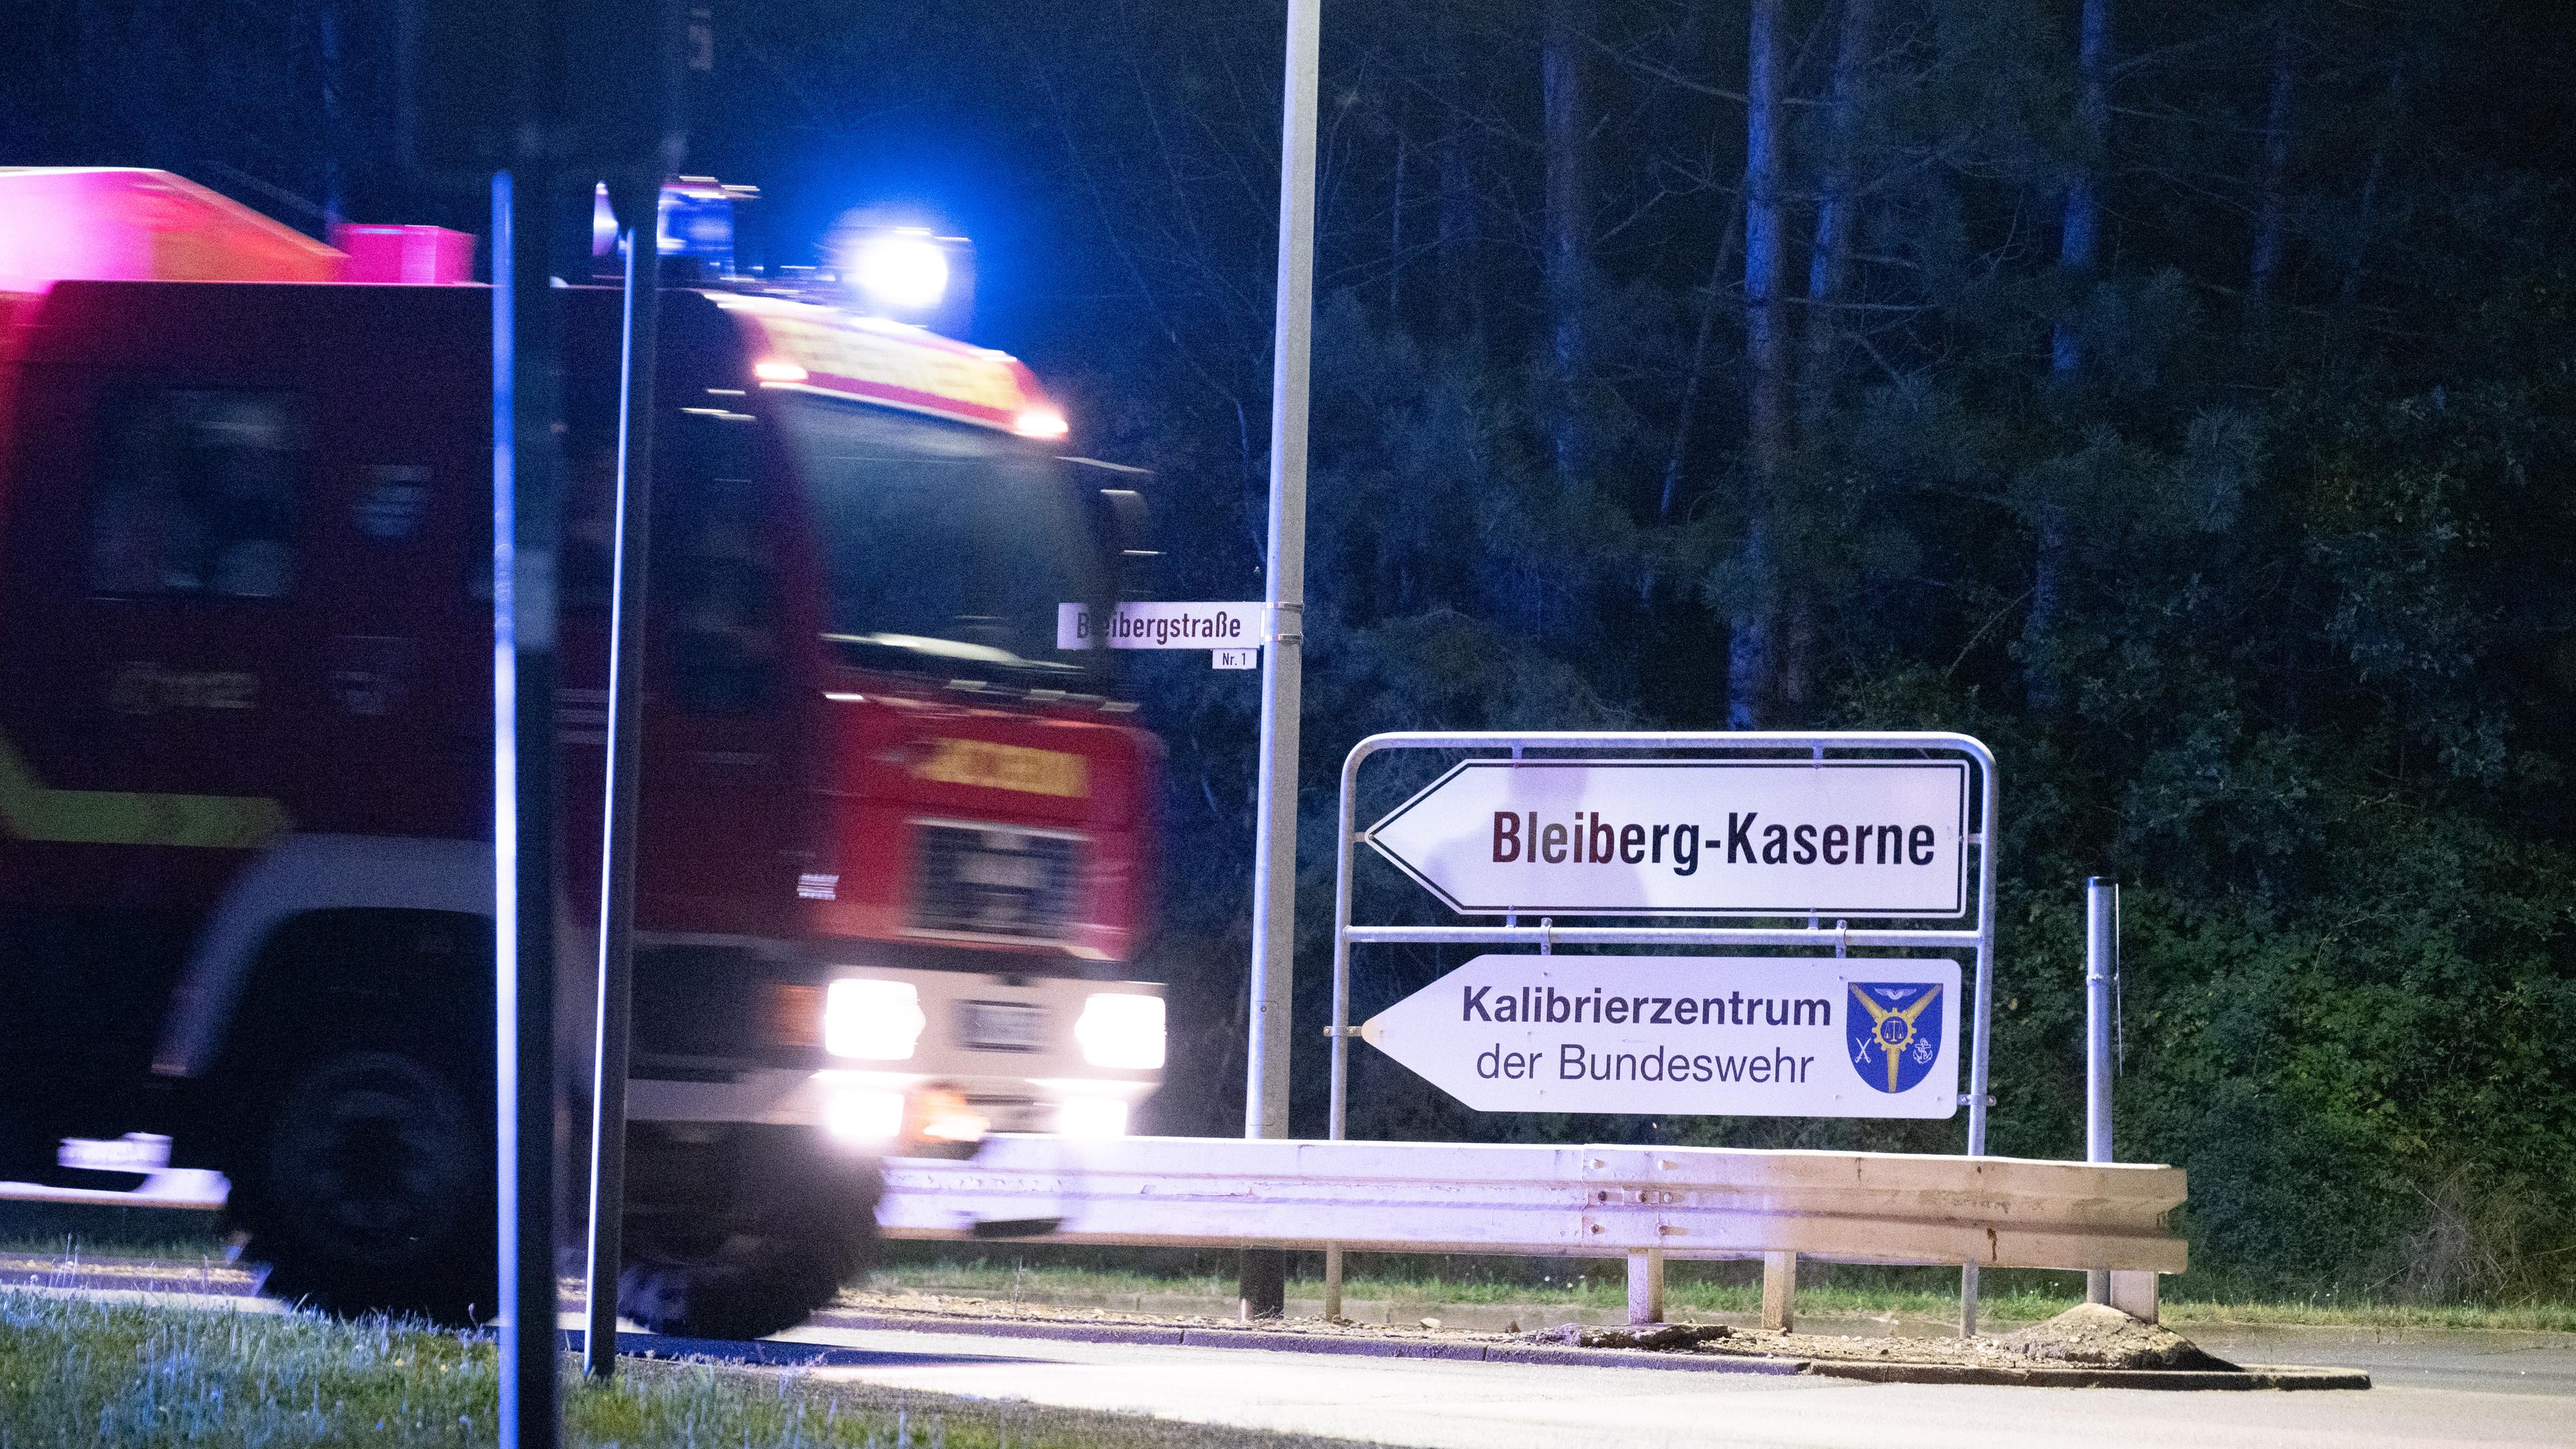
582 184 661 1381
494 162 562 1449
1238 1248 1287 1322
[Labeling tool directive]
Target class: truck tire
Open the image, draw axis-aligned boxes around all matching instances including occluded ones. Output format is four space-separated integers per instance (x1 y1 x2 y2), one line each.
233 1042 497 1326
617 1130 882 1341
0 1106 55 1185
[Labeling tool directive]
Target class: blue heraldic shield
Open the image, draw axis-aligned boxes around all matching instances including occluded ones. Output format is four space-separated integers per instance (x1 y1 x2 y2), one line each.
1847 981 1943 1094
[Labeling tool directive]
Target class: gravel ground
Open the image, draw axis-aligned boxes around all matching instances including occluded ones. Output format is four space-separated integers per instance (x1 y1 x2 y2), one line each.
827 1287 2240 1373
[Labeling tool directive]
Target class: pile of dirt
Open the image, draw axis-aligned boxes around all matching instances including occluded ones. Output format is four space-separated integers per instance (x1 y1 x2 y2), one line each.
838 1287 2269 1380
1996 1303 2239 1371
1520 1323 1737 1351
1511 1305 2243 1374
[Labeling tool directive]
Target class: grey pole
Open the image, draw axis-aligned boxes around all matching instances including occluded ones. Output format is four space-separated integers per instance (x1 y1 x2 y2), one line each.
494 162 562 1449
581 190 661 1381
2085 875 2118 1304
1961 751 1999 1337
1239 0 1320 1324
1246 0 1320 1145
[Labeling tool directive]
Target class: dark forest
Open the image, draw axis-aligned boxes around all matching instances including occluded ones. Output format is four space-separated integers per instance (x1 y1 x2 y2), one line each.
7 0 2575 1303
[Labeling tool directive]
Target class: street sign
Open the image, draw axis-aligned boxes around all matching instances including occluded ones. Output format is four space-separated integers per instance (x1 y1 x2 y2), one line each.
1360 954 1960 1118
1213 648 1259 669
1366 759 1968 917
1057 601 1265 651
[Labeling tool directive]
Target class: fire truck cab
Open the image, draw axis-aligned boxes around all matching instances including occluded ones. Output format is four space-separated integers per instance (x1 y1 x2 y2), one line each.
0 169 1164 1338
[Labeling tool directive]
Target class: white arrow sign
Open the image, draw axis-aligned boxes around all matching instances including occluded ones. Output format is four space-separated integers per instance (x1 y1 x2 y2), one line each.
1366 759 1968 917
1361 954 1961 1118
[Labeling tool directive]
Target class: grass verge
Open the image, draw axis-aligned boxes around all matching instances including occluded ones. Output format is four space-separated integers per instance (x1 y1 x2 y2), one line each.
0 1202 226 1263
863 1244 2576 1333
0 1289 1362 1449
9 1202 2573 1334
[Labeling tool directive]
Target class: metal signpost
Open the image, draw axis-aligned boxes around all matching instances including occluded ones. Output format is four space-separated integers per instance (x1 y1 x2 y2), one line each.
2084 875 2118 1306
491 161 562 1449
1250 0 1321 1137
581 182 663 1383
1326 731 1999 1330
1060 593 1287 1314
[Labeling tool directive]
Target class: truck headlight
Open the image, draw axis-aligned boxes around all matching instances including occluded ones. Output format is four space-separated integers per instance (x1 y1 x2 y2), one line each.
824 978 926 1061
1074 993 1164 1070
826 1087 906 1142
1058 1095 1129 1138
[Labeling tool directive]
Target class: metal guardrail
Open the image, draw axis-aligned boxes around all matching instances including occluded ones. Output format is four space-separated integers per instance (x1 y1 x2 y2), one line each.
0 1170 228 1210
8 1137 2186 1271
7 1136 2186 1329
875 1134 2184 1327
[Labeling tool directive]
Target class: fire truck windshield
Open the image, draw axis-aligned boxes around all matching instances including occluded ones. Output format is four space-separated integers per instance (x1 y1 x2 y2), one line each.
783 394 1107 678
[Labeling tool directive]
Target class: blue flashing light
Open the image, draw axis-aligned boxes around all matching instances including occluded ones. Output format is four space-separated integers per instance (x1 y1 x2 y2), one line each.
592 177 760 275
657 181 737 262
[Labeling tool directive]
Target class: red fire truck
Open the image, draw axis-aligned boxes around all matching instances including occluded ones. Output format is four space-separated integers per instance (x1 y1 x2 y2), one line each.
0 168 1165 1338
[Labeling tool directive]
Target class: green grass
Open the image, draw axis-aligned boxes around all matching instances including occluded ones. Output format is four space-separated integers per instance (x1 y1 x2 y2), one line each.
865 1244 2576 1332
0 1290 1363 1449
9 1203 2571 1334
2157 1297 2576 1332
866 1244 2094 1322
0 1203 227 1263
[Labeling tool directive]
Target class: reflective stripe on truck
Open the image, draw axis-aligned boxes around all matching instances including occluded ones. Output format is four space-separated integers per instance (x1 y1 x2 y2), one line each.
0 732 288 848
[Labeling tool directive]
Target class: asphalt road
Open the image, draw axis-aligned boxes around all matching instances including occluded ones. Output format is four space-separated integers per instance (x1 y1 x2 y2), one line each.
722 1318 2570 1449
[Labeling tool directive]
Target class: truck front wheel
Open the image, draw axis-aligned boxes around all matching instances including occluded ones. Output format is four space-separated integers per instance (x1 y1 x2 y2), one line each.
617 1129 881 1341
234 1044 497 1325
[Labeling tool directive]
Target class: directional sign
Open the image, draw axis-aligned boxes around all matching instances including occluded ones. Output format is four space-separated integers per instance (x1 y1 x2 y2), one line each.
1366 759 1968 917
1058 601 1265 651
1360 954 1961 1118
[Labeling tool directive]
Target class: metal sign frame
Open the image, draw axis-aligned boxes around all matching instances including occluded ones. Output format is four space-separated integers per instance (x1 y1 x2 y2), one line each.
1327 731 2000 1150
1323 731 2002 1326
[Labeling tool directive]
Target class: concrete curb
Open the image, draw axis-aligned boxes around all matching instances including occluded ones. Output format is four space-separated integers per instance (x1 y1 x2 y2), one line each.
798 1309 1805 1375
1796 1359 2371 1390
790 1310 2369 1389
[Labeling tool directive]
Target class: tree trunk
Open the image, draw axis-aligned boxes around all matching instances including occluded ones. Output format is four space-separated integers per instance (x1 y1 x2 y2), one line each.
2339 61 2404 306
1436 5 1481 339
1660 188 1746 526
1542 0 1592 488
2029 0 2113 714
1799 0 1874 435
2249 7 2296 306
1389 107 1409 323
2049 0 2113 380
1733 0 1789 729
1729 517 1775 731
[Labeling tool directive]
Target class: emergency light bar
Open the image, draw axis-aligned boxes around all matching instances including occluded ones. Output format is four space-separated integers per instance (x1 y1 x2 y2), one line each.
591 176 759 274
826 211 976 336
718 292 1067 438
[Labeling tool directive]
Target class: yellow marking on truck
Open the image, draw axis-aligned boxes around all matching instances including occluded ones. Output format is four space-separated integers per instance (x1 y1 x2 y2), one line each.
914 738 1089 800
0 732 288 848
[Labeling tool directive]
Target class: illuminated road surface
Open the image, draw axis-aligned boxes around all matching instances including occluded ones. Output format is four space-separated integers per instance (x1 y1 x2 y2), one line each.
744 1320 2570 1449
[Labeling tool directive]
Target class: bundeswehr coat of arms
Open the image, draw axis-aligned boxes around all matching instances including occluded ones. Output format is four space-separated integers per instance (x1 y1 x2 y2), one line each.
1847 981 1943 1094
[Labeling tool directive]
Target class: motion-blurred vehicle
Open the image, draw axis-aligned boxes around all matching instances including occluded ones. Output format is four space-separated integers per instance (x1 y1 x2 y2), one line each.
0 168 1165 1338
